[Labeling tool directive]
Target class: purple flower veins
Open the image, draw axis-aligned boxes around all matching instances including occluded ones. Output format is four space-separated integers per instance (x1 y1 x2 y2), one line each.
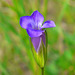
20 10 56 52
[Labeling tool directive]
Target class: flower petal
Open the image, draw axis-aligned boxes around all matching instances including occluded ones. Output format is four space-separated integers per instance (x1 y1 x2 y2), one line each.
31 36 41 52
41 32 46 46
41 20 56 29
26 28 44 37
20 16 34 29
31 10 44 29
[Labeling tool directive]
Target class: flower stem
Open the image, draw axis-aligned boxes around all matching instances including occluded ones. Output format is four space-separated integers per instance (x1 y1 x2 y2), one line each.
41 67 44 75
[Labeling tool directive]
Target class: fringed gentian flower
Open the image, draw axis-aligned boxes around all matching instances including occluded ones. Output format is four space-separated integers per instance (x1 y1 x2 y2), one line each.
20 10 56 68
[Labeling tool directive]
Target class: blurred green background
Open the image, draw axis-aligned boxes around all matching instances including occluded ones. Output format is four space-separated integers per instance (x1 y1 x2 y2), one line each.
0 0 75 75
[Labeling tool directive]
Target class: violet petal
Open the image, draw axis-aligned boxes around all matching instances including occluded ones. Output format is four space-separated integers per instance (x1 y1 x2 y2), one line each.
26 28 44 37
31 10 44 29
41 32 46 46
31 36 41 52
41 20 56 29
20 16 34 29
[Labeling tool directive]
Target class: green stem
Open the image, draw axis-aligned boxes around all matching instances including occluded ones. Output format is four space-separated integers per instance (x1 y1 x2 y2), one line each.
41 67 44 75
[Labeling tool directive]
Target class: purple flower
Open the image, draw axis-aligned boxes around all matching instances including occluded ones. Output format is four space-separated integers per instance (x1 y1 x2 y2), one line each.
20 10 56 52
